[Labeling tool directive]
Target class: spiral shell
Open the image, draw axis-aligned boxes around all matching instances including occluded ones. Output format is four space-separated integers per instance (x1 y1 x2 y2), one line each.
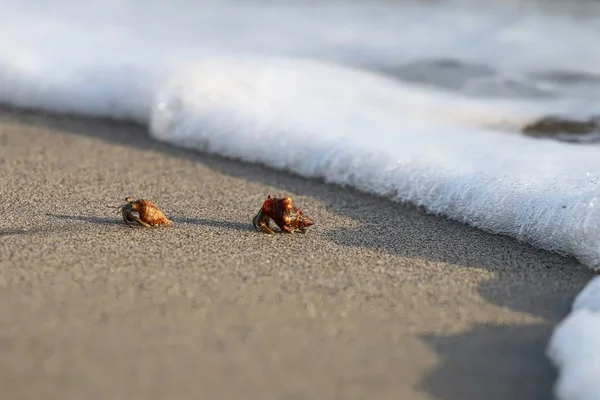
261 196 291 216
127 197 172 227
287 207 314 231
258 196 314 232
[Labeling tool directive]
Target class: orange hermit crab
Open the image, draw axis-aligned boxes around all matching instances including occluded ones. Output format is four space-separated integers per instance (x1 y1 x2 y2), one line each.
252 195 314 234
119 197 172 228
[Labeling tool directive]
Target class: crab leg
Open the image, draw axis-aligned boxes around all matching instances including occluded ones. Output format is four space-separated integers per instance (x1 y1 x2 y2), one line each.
281 225 295 234
121 209 135 227
259 222 276 234
131 215 152 228
252 210 262 230
124 212 152 228
253 211 276 234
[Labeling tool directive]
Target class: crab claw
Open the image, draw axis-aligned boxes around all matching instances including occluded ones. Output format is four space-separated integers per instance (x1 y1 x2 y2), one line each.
252 210 275 234
128 212 152 228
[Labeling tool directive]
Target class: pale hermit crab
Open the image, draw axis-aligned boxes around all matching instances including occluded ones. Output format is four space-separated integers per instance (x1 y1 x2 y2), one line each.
117 197 172 228
252 195 314 234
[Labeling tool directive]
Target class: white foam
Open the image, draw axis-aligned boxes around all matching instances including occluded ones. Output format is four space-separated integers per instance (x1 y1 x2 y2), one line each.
148 57 600 268
548 277 600 400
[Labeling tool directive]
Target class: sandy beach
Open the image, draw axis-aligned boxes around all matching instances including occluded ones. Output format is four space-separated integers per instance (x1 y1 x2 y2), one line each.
0 107 595 400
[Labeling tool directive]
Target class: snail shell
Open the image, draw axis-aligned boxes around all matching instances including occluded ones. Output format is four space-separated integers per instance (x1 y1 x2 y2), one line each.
130 199 172 227
288 207 314 230
261 196 293 227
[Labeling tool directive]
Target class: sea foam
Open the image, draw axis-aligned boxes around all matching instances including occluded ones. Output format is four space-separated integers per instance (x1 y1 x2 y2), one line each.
150 56 600 266
548 277 600 400
3 2 600 399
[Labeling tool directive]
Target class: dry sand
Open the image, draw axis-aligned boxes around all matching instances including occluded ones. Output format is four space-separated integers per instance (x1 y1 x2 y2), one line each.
0 107 595 400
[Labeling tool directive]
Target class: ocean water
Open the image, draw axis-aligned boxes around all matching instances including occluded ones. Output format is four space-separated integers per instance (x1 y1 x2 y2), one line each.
2 0 600 397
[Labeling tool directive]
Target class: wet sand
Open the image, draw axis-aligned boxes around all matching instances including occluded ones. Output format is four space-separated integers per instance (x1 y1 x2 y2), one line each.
0 107 594 400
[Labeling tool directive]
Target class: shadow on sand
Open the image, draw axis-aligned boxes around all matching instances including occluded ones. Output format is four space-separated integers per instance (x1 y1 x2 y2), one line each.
173 217 254 232
46 213 117 226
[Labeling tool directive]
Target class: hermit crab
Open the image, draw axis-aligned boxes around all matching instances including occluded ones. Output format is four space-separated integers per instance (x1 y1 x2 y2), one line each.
116 197 172 228
252 195 314 234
